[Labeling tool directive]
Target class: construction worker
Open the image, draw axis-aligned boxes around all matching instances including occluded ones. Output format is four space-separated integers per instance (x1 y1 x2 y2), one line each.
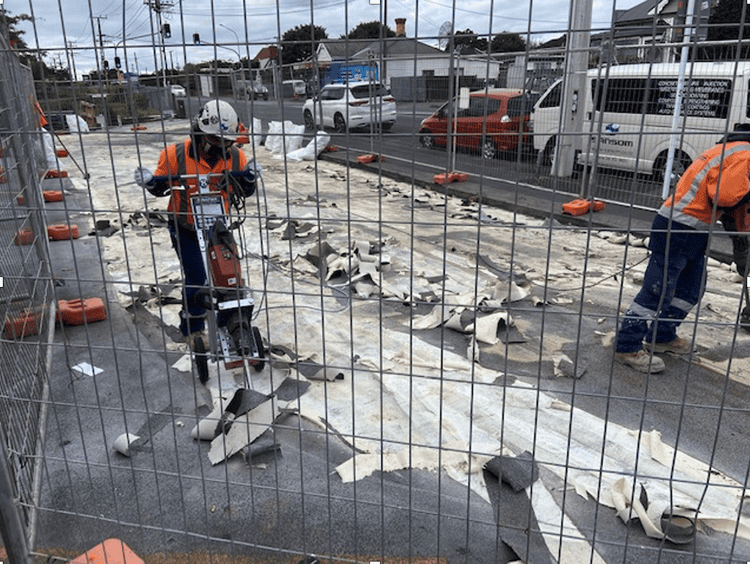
615 124 750 373
134 100 258 339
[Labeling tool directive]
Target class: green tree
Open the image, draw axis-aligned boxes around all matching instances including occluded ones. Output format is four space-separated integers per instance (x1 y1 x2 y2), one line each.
281 24 328 66
0 9 71 81
451 29 488 53
490 32 526 54
343 21 395 39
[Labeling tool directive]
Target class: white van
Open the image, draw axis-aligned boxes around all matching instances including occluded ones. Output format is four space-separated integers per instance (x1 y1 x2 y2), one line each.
532 62 750 180
282 79 307 98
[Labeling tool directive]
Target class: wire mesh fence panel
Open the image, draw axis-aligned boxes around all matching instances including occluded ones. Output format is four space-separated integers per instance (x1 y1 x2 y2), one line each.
3 1 750 564
0 24 54 559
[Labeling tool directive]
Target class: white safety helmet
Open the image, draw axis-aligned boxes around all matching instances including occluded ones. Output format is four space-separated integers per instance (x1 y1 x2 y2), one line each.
195 100 239 137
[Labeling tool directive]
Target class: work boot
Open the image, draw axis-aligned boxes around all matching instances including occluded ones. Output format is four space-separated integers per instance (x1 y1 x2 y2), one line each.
614 349 665 374
642 337 694 355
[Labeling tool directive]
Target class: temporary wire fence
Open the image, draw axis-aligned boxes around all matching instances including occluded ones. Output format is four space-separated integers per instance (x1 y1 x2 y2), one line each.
3 2 750 564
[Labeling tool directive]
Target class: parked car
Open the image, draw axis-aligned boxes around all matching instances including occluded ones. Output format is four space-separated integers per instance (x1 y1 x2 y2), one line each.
246 81 269 100
302 81 397 133
170 84 186 97
418 89 538 159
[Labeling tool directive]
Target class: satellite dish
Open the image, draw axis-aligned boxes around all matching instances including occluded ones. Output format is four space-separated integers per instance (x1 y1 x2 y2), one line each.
438 21 452 50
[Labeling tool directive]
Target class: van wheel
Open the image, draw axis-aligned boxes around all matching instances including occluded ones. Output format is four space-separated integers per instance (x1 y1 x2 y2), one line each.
653 150 691 186
303 110 315 131
481 138 498 160
419 129 435 149
333 113 347 133
539 137 556 167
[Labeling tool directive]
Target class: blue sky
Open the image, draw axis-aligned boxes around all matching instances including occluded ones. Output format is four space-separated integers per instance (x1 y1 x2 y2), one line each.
9 0 643 78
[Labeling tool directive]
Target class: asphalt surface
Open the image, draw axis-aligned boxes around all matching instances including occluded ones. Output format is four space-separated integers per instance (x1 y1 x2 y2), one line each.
29 114 750 564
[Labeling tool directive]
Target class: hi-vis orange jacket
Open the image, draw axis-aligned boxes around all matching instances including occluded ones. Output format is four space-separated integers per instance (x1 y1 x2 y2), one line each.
659 141 750 229
154 140 246 230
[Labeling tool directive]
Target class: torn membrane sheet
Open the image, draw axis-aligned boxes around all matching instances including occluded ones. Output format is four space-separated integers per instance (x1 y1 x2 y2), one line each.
298 332 750 555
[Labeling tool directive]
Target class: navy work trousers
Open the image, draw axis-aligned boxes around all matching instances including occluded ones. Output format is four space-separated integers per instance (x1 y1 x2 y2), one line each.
169 223 207 336
615 214 708 353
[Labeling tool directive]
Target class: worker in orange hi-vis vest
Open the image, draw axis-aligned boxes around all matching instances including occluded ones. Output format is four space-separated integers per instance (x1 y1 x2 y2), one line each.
134 100 261 339
615 124 750 374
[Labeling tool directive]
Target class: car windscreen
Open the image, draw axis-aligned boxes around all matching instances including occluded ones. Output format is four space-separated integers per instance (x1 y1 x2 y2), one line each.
350 84 389 99
466 97 501 117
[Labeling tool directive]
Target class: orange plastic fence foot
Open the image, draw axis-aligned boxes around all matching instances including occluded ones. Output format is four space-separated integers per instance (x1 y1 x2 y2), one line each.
434 172 469 185
13 228 34 245
562 198 606 216
3 311 40 338
131 125 147 131
56 149 69 158
44 169 68 179
357 154 381 164
47 224 80 240
58 298 107 326
43 190 64 202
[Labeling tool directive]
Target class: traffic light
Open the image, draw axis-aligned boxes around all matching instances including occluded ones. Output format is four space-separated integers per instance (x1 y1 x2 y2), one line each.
162 23 171 38
114 56 121 69
193 33 200 45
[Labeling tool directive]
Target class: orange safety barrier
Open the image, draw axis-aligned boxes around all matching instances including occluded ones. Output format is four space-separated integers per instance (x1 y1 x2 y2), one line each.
47 224 80 240
58 297 107 325
434 172 469 185
43 189 64 202
70 539 144 564
13 228 34 245
3 311 40 338
44 169 68 179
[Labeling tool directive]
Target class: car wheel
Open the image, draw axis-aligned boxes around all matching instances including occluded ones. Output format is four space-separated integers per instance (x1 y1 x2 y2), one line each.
303 110 315 131
481 138 497 160
334 113 347 134
419 130 435 149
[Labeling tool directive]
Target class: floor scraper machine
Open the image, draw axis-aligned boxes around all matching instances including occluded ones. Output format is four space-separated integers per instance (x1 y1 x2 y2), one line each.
158 172 265 384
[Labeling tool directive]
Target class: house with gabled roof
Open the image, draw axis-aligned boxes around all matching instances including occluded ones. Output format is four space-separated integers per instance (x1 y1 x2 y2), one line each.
300 19 503 100
594 0 714 63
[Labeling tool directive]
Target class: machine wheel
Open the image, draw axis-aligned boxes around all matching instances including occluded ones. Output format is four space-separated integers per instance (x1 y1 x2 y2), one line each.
333 113 347 134
251 326 265 372
303 109 316 131
419 129 435 149
193 335 209 384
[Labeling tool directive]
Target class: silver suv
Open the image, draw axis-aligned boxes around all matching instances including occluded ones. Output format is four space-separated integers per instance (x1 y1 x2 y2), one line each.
303 81 397 133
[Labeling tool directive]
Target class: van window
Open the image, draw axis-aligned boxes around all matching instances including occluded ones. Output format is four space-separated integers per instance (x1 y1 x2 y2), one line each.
507 94 540 117
538 82 562 109
592 77 732 119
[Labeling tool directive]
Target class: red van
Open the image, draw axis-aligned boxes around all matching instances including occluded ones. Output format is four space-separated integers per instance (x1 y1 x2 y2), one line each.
418 89 538 159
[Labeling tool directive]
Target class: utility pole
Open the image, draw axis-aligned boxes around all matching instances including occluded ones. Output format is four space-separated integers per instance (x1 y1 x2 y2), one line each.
553 0 592 178
144 0 174 87
92 15 108 85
